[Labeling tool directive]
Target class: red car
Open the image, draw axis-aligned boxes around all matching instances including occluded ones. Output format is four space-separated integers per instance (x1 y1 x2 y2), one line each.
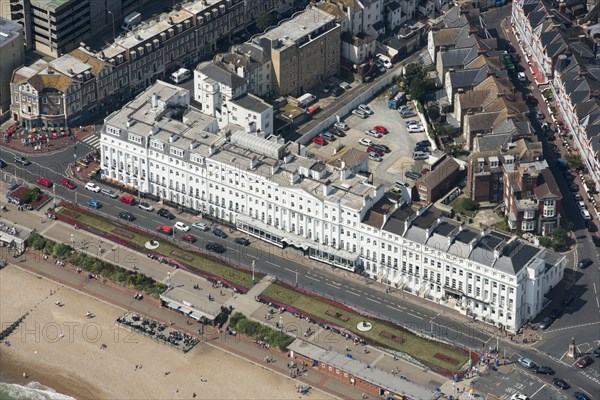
156 225 173 235
181 234 196 243
367 146 384 156
119 195 136 205
37 178 53 188
312 137 327 146
373 125 388 134
576 355 594 368
60 177 76 189
526 94 538 106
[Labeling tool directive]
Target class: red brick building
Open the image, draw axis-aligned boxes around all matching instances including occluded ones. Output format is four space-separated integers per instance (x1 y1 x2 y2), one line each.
414 155 460 204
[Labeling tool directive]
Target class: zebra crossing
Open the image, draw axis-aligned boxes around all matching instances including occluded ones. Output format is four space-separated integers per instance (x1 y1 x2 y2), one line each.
79 132 100 149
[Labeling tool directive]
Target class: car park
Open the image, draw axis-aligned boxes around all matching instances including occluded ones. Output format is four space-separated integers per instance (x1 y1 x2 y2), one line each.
234 237 250 246
369 153 383 162
517 357 535 368
365 130 383 138
404 171 422 180
181 234 196 243
373 125 388 134
138 202 154 211
60 178 76 189
37 178 53 188
14 156 30 166
359 138 373 147
87 199 101 209
552 378 570 390
213 228 228 238
319 132 336 141
206 242 226 253
118 212 135 221
192 222 209 231
174 222 190 232
85 182 101 192
157 208 175 219
358 104 374 115
119 195 136 205
312 137 327 146
352 109 368 119
576 355 593 368
101 188 118 198
578 258 592 269
334 122 349 131
533 366 554 375
156 225 173 235
539 316 553 330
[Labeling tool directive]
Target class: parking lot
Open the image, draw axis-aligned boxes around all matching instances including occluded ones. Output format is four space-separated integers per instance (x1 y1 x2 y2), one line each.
305 96 430 187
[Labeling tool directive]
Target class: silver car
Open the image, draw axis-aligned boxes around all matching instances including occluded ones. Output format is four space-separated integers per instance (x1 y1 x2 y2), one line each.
352 109 368 119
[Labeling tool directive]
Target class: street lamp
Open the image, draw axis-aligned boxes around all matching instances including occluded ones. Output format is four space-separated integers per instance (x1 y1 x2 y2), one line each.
252 260 255 284
70 233 74 249
107 11 115 41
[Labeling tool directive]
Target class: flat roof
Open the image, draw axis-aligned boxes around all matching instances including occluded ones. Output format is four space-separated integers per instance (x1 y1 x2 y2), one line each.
0 17 22 46
259 7 335 50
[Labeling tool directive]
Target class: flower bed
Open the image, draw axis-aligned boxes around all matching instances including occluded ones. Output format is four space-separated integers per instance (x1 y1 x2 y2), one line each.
8 186 50 209
112 228 134 239
434 353 460 366
325 310 350 322
62 209 81 219
170 250 193 262
380 331 404 343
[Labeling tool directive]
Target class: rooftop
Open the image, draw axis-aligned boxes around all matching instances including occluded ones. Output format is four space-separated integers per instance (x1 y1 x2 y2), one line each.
0 17 22 46
259 7 336 50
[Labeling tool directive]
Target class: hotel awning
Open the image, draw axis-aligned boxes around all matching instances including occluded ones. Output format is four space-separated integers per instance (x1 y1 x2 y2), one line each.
443 286 463 296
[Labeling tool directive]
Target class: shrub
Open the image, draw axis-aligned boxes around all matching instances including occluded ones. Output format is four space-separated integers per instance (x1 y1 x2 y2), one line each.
538 236 552 248
461 198 480 211
27 232 47 250
230 312 294 352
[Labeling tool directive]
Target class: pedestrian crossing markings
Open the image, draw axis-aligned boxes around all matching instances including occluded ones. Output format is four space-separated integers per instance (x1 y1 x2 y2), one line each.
80 133 100 149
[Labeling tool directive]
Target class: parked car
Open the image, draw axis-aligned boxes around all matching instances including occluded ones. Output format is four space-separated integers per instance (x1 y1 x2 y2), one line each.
593 346 600 357
331 85 344 97
358 138 373 147
526 94 538 105
156 225 173 235
174 221 190 232
371 144 390 153
562 294 575 306
322 82 335 93
405 120 421 126
577 200 586 209
319 132 336 141
535 109 545 120
192 222 209 231
206 242 226 253
312 137 327 146
404 171 422 180
87 199 101 209
119 195 136 205
334 122 349 131
375 53 392 69
548 308 561 320
358 104 374 115
14 156 30 166
580 209 591 220
414 145 429 153
517 357 535 368
85 182 101 192
352 109 368 119
569 183 579 192
407 125 425 133
574 193 583 201
213 228 228 238
576 355 593 368
587 221 598 233
138 202 154 212
552 378 570 390
367 148 384 157
573 392 591 400
330 128 346 137
373 125 388 134
539 316 553 330
157 208 175 220
60 178 76 189
369 152 383 162
181 234 196 243
510 394 529 400
234 237 250 246
533 366 554 375
101 188 118 198
417 140 430 147
37 178 53 188
0 159 5 168
592 235 600 247
578 258 592 269
118 212 135 221
518 72 527 81
365 130 383 138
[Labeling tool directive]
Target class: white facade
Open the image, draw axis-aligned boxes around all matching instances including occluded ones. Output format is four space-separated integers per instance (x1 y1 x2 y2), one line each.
102 81 565 332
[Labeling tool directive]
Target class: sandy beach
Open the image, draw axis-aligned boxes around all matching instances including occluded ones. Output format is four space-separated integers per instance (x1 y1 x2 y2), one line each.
0 265 331 399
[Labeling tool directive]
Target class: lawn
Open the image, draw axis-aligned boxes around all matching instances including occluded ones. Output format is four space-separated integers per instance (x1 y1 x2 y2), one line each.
450 197 478 218
261 282 472 375
55 204 256 289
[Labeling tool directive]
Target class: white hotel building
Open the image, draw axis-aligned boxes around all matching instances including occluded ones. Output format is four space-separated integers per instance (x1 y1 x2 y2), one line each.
100 81 565 332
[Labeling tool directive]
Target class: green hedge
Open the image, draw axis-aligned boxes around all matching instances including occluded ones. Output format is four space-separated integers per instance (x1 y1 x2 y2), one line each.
27 232 167 297
229 312 294 352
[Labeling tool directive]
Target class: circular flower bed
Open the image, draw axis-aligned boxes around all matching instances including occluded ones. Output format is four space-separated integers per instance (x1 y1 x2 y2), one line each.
145 240 160 250
357 321 373 332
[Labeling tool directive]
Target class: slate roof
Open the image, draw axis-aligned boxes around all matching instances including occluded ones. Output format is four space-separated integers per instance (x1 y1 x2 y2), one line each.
197 62 247 89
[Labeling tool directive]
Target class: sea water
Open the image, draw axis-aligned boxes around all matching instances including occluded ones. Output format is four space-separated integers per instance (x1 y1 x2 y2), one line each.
0 381 75 400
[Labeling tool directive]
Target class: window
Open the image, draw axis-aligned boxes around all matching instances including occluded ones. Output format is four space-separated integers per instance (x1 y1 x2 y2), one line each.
524 210 535 219
521 221 535 231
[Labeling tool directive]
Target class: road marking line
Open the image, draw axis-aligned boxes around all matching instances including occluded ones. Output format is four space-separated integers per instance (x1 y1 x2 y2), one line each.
247 254 258 259
306 276 319 282
407 312 423 320
530 384 545 398
366 298 381 304
386 305 402 312
325 283 338 289
284 267 296 273
545 321 600 333
347 290 360 296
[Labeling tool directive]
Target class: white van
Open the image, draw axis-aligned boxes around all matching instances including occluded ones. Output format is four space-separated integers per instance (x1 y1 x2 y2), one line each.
413 151 429 160
170 68 191 84
297 93 317 108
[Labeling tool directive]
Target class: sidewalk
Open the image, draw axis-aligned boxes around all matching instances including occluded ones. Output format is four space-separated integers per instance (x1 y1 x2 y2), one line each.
2 124 95 155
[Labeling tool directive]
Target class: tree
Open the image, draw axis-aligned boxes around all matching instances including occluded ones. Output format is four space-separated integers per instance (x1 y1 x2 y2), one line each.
427 102 440 121
538 236 552 248
550 227 568 251
409 79 426 103
256 12 274 32
565 154 583 171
